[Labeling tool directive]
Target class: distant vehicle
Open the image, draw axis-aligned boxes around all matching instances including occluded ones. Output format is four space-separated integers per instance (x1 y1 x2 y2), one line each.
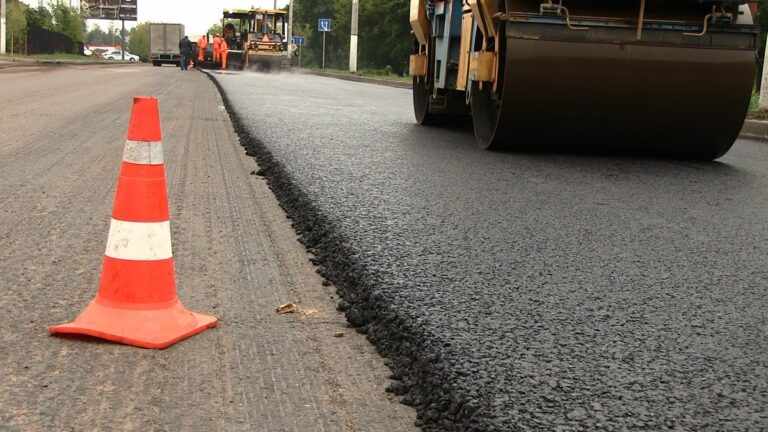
83 47 93 56
149 23 185 66
102 50 139 62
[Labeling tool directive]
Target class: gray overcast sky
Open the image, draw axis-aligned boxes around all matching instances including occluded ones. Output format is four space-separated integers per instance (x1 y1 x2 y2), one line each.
21 0 290 36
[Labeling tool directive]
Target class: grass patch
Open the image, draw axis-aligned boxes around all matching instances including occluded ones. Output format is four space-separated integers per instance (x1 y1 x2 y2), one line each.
309 66 411 83
30 53 98 61
0 52 106 62
746 91 768 120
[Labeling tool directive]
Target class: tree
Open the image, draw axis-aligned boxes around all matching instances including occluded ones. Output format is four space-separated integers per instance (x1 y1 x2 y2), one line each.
49 1 85 44
6 0 28 55
207 23 223 36
128 22 150 60
86 24 112 45
292 0 411 72
25 5 53 31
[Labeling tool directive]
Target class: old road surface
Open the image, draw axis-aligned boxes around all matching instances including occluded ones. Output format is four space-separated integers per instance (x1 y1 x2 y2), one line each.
0 65 417 431
211 71 768 432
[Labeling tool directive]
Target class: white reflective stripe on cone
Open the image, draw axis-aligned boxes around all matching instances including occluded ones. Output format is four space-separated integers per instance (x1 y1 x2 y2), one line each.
123 140 164 165
105 219 173 260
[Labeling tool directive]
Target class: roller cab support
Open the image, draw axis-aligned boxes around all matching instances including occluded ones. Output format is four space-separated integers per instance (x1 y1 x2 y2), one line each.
415 0 759 160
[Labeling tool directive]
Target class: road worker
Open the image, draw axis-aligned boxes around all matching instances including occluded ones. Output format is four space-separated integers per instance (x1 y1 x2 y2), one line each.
220 38 229 70
212 33 222 65
178 35 192 71
197 34 208 63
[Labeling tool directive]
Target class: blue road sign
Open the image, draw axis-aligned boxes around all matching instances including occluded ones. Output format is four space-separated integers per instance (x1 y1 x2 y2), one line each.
318 18 332 32
292 36 305 46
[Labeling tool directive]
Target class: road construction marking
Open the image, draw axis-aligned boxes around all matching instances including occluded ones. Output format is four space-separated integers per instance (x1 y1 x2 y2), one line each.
105 219 173 260
123 140 164 164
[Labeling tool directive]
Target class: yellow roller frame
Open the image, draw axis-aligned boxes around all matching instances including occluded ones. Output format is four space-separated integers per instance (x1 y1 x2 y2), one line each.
467 0 498 88
468 0 497 42
410 0 430 46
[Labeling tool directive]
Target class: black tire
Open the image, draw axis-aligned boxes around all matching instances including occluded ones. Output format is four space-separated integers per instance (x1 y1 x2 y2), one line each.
413 38 468 125
413 74 436 125
152 61 161 67
470 26 508 150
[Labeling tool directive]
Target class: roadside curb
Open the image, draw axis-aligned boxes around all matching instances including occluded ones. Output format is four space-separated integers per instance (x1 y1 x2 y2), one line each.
0 57 135 69
302 70 411 89
741 119 768 140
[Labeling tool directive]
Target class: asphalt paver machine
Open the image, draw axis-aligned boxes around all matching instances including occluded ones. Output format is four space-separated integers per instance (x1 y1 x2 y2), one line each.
410 0 759 159
222 8 292 71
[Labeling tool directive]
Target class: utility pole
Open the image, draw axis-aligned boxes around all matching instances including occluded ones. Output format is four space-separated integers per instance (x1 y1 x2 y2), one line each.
121 19 125 60
760 33 768 110
287 0 293 56
349 0 358 72
1 0 7 55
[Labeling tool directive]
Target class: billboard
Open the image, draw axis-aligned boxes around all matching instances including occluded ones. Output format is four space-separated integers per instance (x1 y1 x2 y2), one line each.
81 0 137 21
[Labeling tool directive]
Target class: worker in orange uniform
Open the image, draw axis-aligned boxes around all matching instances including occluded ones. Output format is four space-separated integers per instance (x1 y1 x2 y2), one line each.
212 33 222 65
197 34 208 63
220 38 229 70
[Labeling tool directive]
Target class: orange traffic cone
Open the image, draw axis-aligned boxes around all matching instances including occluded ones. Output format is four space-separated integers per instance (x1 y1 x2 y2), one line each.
49 96 217 349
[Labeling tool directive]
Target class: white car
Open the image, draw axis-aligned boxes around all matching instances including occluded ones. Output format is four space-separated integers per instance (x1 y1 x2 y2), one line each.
102 50 140 62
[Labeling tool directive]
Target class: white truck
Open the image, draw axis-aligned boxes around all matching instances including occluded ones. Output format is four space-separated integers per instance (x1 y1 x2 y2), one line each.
149 23 184 66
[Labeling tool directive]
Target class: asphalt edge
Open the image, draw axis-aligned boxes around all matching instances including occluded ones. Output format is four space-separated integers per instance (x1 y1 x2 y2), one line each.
741 119 768 141
202 70 488 432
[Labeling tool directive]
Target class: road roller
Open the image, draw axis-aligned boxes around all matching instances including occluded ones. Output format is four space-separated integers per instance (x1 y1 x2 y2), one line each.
409 0 759 159
221 8 292 71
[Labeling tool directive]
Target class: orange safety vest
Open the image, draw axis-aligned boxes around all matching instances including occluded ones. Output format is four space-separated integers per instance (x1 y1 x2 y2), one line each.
213 37 222 52
220 39 228 52
198 36 208 49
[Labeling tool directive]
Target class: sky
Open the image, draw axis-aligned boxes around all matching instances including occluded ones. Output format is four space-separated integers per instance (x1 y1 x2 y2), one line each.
20 0 290 36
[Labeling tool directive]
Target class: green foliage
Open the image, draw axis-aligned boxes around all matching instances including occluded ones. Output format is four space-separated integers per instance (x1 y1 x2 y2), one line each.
6 0 28 54
128 23 150 60
86 24 120 45
293 0 410 74
4 1 85 55
25 6 54 31
49 1 86 43
208 23 223 36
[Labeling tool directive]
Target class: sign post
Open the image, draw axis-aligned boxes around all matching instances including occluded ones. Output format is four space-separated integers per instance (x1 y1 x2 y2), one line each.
318 18 331 70
292 35 305 68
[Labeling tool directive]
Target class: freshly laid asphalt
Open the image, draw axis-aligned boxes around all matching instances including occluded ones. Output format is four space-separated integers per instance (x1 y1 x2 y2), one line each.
213 71 768 431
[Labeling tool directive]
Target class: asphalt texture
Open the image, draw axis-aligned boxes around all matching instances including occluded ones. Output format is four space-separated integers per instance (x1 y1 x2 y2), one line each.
212 70 768 431
0 65 416 431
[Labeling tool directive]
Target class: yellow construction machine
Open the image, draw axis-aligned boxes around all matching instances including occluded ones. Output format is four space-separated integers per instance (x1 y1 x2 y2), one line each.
409 0 759 159
221 8 292 71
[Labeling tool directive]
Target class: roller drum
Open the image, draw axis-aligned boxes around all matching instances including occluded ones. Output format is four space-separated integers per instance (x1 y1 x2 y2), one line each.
473 21 756 159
